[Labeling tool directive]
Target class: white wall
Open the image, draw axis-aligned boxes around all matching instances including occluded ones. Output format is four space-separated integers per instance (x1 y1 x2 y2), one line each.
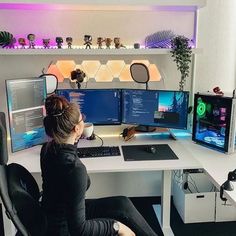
195 0 236 94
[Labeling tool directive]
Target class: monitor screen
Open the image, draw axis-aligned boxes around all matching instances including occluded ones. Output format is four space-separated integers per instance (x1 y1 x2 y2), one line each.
6 77 47 152
192 93 233 152
122 89 189 129
56 89 121 125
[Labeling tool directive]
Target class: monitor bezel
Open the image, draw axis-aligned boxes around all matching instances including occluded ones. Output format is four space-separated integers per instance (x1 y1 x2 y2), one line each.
5 77 47 153
192 93 232 153
121 88 189 130
56 88 122 126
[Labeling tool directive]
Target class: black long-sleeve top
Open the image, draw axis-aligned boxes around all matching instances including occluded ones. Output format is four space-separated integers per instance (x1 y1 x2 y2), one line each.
40 141 116 236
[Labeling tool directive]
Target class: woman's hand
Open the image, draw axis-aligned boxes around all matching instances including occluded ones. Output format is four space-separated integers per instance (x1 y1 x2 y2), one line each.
118 222 135 236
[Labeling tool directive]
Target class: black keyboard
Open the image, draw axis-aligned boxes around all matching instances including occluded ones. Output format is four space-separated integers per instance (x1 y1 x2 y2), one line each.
78 146 121 158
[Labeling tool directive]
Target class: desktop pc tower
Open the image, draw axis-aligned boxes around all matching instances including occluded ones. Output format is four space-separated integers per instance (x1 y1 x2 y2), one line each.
192 93 236 154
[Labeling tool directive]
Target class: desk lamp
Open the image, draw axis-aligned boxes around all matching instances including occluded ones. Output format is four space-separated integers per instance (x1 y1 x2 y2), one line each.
220 170 236 202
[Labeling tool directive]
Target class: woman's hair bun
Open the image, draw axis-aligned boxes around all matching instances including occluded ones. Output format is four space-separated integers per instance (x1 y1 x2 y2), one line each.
45 95 69 116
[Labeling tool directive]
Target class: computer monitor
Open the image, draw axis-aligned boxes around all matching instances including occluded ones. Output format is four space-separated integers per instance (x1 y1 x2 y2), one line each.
56 89 121 125
192 93 236 153
6 77 47 152
122 89 189 130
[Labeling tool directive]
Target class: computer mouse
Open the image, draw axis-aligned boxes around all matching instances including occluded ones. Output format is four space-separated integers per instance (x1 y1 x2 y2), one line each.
146 145 157 154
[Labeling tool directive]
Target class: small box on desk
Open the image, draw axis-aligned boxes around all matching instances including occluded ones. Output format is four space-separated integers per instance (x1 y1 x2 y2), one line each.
173 173 215 223
215 192 236 222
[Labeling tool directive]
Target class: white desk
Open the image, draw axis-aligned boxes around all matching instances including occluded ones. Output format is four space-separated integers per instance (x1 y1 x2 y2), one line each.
7 134 202 236
179 140 236 207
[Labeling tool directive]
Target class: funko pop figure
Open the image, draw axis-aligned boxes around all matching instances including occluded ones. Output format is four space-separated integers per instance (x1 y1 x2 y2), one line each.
18 38 26 48
84 35 92 49
104 38 112 49
42 39 50 49
97 37 104 49
27 34 36 49
66 37 73 49
56 37 63 49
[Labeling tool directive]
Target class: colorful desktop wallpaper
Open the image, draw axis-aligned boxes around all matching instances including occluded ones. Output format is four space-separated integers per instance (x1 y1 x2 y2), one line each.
154 91 189 129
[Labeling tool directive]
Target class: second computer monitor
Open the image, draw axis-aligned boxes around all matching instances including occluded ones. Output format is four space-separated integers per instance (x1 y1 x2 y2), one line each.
56 89 121 125
122 89 189 129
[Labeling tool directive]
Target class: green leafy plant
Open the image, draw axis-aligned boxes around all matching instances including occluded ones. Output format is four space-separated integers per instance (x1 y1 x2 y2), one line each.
170 36 192 91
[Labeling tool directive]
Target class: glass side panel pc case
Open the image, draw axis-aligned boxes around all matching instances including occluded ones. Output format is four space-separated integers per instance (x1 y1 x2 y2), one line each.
122 89 189 129
192 93 236 154
56 89 121 125
6 77 47 152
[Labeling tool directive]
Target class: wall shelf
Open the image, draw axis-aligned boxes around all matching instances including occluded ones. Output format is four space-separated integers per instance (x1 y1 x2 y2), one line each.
0 0 206 11
0 48 202 56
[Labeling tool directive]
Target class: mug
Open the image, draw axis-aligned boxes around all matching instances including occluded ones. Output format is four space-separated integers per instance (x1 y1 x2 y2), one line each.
82 122 94 138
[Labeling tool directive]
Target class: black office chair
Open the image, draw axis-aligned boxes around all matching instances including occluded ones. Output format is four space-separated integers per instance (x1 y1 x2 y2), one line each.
0 112 47 236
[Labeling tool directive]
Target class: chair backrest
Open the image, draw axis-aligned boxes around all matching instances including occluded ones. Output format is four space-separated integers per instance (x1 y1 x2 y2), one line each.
0 112 47 236
7 163 47 236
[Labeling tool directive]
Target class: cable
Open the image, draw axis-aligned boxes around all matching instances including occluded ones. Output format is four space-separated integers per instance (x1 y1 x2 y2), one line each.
94 133 104 147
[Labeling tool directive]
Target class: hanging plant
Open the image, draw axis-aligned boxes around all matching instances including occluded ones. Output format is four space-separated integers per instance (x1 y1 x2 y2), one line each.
170 36 192 91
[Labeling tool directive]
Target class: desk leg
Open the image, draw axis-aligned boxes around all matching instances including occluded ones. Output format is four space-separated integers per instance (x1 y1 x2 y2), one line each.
153 170 174 236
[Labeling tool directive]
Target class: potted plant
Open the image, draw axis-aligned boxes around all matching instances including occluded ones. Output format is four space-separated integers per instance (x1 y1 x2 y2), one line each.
170 36 192 91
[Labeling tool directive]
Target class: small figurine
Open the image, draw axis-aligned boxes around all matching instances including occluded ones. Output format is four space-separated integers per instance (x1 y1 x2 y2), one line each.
18 38 26 48
56 37 63 49
71 69 86 89
104 38 112 49
66 37 73 49
27 34 36 49
84 35 92 49
97 37 104 49
213 86 224 96
114 37 126 49
42 39 50 49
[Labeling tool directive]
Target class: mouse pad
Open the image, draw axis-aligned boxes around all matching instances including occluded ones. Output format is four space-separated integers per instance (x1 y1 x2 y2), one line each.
121 144 178 161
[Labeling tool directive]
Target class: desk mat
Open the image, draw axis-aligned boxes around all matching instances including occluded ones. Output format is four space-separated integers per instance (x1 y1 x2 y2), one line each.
121 144 178 161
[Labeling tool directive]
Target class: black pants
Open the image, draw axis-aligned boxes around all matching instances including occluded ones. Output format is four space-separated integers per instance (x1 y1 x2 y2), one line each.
86 196 158 236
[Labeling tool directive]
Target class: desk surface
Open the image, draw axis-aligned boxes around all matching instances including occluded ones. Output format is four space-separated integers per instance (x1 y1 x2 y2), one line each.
8 133 236 205
8 134 201 173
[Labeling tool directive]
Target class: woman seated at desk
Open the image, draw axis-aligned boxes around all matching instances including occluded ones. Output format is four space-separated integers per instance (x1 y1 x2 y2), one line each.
40 95 158 236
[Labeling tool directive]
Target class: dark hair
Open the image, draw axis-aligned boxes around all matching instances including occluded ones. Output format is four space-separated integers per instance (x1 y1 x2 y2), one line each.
43 95 81 143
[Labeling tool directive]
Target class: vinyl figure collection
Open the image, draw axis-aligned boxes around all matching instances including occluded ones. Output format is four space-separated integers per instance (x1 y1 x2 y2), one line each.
0 31 128 49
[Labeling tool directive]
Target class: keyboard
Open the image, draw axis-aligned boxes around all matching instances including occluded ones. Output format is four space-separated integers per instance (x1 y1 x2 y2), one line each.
78 146 121 158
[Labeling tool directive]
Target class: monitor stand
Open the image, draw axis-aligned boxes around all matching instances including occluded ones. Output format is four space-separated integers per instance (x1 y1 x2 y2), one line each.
135 125 156 132
156 128 177 140
135 126 177 140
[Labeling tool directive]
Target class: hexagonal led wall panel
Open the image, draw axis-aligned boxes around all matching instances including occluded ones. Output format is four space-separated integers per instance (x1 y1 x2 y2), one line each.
56 60 76 79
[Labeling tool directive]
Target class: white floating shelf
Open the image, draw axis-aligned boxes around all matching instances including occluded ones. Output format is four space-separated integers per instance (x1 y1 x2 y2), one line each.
0 0 206 11
0 48 202 56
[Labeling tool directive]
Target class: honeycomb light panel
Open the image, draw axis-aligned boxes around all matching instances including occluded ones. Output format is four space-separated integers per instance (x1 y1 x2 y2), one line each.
47 64 64 82
106 60 125 78
81 61 101 79
56 60 76 79
95 65 113 82
119 64 133 82
149 64 161 81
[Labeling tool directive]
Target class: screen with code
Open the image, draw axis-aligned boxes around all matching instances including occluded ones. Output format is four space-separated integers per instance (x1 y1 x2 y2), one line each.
122 89 189 129
6 77 47 152
56 89 121 125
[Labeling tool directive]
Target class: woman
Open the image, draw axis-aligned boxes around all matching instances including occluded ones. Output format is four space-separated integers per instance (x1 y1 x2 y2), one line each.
40 95 158 236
